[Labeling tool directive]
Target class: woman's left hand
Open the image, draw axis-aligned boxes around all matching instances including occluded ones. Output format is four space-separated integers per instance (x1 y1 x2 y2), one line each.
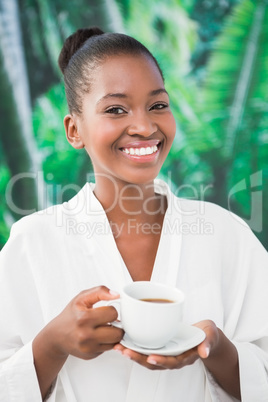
113 320 219 370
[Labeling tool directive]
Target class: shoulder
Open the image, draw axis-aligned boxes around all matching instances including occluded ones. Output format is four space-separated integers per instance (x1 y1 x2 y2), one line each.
10 204 65 239
170 191 266 254
157 178 253 239
8 183 92 241
178 197 245 226
173 197 267 280
170 189 247 230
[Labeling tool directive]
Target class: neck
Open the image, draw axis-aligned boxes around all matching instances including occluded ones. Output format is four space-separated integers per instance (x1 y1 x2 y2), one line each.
93 177 166 223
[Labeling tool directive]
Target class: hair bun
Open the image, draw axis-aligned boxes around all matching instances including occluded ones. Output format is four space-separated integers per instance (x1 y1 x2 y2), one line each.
58 27 104 74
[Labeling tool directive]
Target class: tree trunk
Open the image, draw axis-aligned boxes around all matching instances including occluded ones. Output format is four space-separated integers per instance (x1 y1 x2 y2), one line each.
0 0 43 219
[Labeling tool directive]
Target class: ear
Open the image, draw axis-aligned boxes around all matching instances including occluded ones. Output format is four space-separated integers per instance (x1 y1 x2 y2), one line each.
64 114 84 149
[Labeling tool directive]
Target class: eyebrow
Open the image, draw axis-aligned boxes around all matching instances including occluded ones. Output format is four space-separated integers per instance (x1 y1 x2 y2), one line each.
149 88 169 97
97 88 169 104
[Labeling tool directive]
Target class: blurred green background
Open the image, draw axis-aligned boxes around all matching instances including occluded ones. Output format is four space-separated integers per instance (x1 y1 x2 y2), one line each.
0 0 267 250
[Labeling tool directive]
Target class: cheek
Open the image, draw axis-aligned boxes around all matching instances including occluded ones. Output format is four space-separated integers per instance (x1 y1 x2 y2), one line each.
163 113 177 142
84 122 118 151
94 121 122 147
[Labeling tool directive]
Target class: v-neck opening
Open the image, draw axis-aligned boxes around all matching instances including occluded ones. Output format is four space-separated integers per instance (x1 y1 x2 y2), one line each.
83 179 182 288
110 199 169 283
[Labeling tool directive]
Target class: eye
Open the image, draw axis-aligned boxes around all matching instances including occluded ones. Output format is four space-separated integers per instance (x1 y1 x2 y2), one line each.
150 103 168 111
106 106 126 114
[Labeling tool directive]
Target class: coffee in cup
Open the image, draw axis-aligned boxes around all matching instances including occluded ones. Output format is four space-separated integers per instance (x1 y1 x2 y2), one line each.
140 298 174 303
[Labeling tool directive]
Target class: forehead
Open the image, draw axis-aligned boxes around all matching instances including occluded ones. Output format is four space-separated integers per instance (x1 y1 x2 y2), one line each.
90 54 164 96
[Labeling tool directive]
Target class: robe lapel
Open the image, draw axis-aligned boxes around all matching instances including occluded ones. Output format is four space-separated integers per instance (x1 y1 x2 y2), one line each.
151 181 182 287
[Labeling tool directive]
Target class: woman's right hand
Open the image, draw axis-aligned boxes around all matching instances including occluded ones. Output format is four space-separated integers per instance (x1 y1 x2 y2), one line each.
46 286 124 360
33 286 123 399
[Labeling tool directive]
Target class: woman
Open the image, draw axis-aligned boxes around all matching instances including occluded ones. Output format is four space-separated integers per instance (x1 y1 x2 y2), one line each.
0 27 267 402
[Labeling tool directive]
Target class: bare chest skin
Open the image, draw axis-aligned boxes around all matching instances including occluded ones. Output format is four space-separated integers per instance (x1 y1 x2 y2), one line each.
110 201 166 281
114 229 162 281
96 184 167 282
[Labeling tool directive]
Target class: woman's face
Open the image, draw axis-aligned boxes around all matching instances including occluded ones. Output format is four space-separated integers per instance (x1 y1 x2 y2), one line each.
67 53 176 186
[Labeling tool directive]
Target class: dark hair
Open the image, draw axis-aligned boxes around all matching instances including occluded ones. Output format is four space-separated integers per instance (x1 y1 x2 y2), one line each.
58 27 164 114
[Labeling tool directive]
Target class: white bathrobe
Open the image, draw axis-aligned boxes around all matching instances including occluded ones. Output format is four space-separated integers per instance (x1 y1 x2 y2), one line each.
0 180 268 402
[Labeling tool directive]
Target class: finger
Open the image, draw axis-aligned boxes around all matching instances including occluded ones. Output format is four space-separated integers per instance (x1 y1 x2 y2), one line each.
197 341 211 359
79 342 120 359
193 320 218 343
74 306 119 331
95 325 124 345
73 327 124 358
193 320 219 358
75 286 120 310
87 305 120 327
113 343 125 353
98 343 120 353
147 349 199 369
122 348 165 370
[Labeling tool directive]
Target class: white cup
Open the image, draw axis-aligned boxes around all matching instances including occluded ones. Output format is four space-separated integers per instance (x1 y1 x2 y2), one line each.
111 281 185 349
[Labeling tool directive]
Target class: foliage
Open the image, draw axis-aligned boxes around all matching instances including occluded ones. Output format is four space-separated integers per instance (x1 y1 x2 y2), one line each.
0 0 267 249
186 0 268 245
32 81 93 204
190 0 240 79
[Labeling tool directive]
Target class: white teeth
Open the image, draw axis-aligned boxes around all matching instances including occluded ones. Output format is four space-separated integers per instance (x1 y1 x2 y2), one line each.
122 144 159 156
140 147 146 155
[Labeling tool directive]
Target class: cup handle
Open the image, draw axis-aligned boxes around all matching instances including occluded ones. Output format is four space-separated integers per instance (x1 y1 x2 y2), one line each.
106 300 123 329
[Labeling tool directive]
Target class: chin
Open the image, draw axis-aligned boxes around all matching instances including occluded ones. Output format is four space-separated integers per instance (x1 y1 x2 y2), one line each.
119 171 160 186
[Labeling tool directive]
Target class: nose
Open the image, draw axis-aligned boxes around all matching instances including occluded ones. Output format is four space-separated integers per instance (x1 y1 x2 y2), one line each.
127 111 157 137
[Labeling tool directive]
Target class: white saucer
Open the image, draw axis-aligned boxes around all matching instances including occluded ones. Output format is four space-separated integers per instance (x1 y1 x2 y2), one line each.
120 323 206 356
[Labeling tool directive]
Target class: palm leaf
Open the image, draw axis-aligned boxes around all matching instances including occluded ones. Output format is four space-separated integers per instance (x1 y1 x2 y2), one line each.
183 0 268 243
195 0 268 161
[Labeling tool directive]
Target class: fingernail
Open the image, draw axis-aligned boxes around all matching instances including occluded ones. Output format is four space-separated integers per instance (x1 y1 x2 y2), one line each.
204 346 210 358
147 358 158 365
109 290 120 296
123 352 132 360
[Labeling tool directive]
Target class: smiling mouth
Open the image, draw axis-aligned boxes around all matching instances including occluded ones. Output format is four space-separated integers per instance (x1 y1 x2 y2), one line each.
119 142 161 157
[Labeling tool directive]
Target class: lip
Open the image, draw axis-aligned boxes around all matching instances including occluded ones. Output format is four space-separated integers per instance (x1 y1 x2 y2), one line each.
118 140 161 163
119 139 161 149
